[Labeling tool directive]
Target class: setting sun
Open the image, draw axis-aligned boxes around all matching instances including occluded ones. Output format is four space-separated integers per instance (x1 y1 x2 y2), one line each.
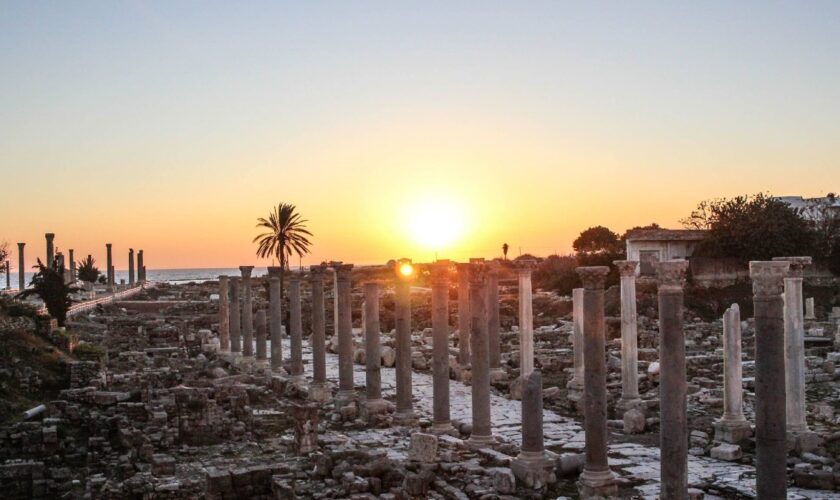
406 197 466 252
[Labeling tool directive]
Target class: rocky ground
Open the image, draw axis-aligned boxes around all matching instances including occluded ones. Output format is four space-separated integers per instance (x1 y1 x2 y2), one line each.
1 277 840 499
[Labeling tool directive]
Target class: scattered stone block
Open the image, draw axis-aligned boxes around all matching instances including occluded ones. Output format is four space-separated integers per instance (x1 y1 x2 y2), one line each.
710 443 741 461
408 433 438 463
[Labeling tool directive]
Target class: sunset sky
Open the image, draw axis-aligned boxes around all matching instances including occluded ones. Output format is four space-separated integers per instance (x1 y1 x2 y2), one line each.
2 1 839 270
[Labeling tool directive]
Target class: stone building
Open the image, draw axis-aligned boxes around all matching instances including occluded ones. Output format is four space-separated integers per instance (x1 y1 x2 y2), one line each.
624 229 707 276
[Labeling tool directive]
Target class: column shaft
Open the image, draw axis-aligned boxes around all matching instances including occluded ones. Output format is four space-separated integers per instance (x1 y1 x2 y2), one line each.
17 243 25 291
468 264 494 445
784 276 807 431
229 278 241 353
218 276 230 352
310 268 327 386
486 270 501 374
363 283 383 402
395 275 414 419
518 268 534 377
240 266 254 357
615 261 640 403
431 261 451 431
269 273 283 369
336 265 355 401
568 288 585 390
255 309 267 360
289 275 304 377
456 264 471 366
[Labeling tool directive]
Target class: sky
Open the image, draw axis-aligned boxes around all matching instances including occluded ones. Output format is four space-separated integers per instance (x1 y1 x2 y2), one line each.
1 1 839 270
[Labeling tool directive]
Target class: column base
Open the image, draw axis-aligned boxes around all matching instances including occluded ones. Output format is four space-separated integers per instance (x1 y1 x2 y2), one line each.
578 466 617 498
788 429 822 454
308 382 332 402
335 389 357 408
430 421 457 436
393 409 417 426
617 397 643 413
713 418 752 444
511 450 558 489
361 398 391 421
466 433 498 449
489 368 507 383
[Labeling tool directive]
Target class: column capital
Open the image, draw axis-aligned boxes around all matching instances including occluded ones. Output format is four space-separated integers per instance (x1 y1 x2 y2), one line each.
469 262 488 285
239 265 254 279
288 272 301 284
516 259 537 274
45 233 54 240
106 243 112 249
772 256 812 278
750 261 789 297
576 266 609 290
613 260 639 277
309 264 327 279
267 266 283 277
17 242 25 249
455 262 471 273
218 275 229 283
334 263 354 279
430 260 451 286
655 260 688 289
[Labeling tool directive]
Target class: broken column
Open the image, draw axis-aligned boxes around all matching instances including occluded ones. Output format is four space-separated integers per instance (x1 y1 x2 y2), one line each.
68 249 75 282
518 261 535 378
218 276 230 352
292 403 319 454
229 277 242 354
128 249 135 286
240 266 254 357
614 260 640 408
335 263 355 405
456 262 471 378
487 268 504 381
773 256 813 436
137 250 144 282
309 265 330 401
45 233 55 267
17 242 24 290
255 309 268 363
575 266 616 498
656 260 689 500
805 297 816 319
714 304 751 443
268 267 283 371
430 260 453 433
106 243 114 291
512 370 556 488
467 262 496 447
394 259 416 424
566 287 585 397
751 260 789 500
4 261 9 289
363 282 388 417
289 273 304 379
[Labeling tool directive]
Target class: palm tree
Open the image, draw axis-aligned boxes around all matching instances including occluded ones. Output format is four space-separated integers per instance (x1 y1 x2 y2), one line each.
502 243 509 261
253 203 313 304
18 258 78 326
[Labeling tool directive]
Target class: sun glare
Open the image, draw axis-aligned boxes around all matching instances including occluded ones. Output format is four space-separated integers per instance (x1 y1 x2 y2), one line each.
406 198 465 251
399 262 414 277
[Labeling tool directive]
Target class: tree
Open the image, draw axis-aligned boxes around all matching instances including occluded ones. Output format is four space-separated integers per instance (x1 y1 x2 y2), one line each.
685 193 815 261
573 226 622 256
17 258 77 326
502 243 509 261
253 203 313 308
804 193 840 274
0 241 7 278
77 255 100 284
533 254 580 295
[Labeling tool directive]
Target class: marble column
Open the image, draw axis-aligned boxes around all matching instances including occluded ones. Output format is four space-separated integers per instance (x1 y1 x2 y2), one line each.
576 266 616 498
240 266 254 357
486 268 504 381
394 259 416 424
4 261 9 289
128 249 135 286
566 287 585 394
805 297 816 319
714 303 751 443
68 249 75 282
255 309 268 362
268 267 283 370
309 265 330 401
511 370 557 488
289 273 304 379
430 260 453 433
517 262 535 379
750 260 789 500
330 260 343 337
218 276 230 352
17 243 25 291
229 277 242 353
363 282 388 417
335 263 355 404
45 233 55 267
137 250 144 282
456 263 471 369
614 260 640 407
656 260 689 500
467 262 496 446
106 243 114 291
774 256 812 434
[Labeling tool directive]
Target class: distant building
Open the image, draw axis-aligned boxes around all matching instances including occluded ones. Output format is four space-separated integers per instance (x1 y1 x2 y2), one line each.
625 229 708 276
774 195 840 221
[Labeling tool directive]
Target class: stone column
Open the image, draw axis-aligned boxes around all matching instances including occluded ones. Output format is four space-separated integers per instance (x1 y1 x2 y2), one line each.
773 256 812 434
128 249 135 286
750 260 789 500
68 249 75 282
267 267 284 370
518 262 535 378
512 370 557 488
656 260 689 500
576 266 616 498
218 276 230 352
467 262 496 446
430 260 453 433
292 403 319 454
106 243 114 291
805 297 816 319
309 265 330 401
255 309 268 362
289 273 304 379
240 266 255 357
4 261 9 289
614 260 640 408
17 243 25 291
363 282 388 417
45 233 55 267
566 288 585 394
714 303 751 443
137 250 144 282
456 263 471 370
394 259 416 424
486 268 504 381
330 260 343 336
229 277 242 353
335 264 355 405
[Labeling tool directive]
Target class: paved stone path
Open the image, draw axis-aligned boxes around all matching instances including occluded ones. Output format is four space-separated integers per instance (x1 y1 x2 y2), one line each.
269 337 839 499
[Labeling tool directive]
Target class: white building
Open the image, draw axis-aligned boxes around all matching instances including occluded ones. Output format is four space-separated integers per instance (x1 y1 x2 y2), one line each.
625 229 707 276
775 195 840 221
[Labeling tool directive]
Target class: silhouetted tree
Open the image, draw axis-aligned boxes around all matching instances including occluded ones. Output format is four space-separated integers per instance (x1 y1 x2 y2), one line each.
254 203 313 306
17 258 77 326
502 243 509 261
77 255 100 284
